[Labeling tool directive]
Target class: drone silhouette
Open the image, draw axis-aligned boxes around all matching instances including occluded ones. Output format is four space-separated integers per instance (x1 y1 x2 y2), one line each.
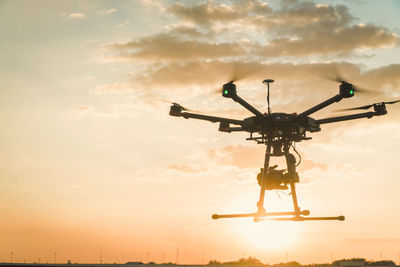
169 78 399 222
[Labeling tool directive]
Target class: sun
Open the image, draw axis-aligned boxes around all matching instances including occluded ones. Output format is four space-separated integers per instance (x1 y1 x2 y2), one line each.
223 191 304 251
230 219 302 250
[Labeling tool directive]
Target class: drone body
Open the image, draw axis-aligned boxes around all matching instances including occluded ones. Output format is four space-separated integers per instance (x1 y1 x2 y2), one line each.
169 79 396 222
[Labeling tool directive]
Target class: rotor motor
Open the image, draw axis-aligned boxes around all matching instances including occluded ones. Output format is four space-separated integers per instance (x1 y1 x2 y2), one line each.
339 82 355 98
222 81 237 98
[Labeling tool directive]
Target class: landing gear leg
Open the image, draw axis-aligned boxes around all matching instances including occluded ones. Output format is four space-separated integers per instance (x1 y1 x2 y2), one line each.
285 153 301 217
256 142 272 215
211 143 345 222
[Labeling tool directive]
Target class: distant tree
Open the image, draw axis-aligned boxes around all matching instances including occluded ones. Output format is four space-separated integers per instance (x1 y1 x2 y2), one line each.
235 257 263 265
209 257 263 265
367 261 395 266
333 258 367 265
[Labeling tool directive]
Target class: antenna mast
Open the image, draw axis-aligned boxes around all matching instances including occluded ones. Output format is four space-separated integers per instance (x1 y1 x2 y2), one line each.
263 79 274 114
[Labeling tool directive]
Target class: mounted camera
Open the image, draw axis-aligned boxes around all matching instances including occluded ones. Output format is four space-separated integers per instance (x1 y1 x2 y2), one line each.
257 165 299 190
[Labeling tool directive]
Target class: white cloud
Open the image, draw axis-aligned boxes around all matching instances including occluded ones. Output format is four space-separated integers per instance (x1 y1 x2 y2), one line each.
115 20 130 29
104 8 117 15
90 82 133 95
69 13 85 19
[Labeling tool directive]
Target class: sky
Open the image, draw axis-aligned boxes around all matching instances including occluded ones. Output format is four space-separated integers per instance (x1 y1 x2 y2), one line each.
1 0 400 264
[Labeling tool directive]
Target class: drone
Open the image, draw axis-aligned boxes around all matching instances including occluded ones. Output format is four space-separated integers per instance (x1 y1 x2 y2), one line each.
169 78 399 222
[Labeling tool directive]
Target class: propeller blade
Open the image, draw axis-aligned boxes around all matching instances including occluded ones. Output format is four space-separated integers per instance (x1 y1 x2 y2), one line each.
334 99 400 112
323 74 346 83
385 99 400 105
210 61 257 95
334 104 375 112
352 84 375 94
229 62 251 83
211 86 222 95
319 72 376 95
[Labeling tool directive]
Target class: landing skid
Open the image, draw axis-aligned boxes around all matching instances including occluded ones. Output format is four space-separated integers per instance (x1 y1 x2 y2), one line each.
212 211 344 222
212 141 345 222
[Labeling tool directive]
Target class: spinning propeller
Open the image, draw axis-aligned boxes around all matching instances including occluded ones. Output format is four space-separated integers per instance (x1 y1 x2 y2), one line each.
335 100 400 112
322 73 375 94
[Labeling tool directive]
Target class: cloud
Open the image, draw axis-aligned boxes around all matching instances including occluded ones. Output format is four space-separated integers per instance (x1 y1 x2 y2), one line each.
109 34 247 61
254 24 398 57
115 20 130 29
96 0 400 126
90 82 134 95
94 59 399 120
127 60 399 95
167 0 271 27
69 12 85 19
104 8 117 15
72 105 92 118
161 1 398 57
362 64 400 94
207 145 264 169
70 103 142 119
297 159 327 172
167 164 206 173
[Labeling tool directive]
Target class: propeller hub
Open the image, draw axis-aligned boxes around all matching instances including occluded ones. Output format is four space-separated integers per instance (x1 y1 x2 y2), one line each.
339 82 355 98
169 103 183 117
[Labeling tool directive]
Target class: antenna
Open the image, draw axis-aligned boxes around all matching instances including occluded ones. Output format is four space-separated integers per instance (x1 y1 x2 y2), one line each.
263 79 274 114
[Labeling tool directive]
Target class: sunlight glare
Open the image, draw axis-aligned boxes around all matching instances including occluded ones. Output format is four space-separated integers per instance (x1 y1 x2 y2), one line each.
230 220 301 250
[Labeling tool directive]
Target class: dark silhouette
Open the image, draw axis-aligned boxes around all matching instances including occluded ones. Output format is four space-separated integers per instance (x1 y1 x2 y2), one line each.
169 77 400 222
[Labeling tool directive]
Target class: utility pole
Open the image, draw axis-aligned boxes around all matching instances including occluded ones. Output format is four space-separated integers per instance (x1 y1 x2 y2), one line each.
162 254 165 264
10 252 13 264
146 252 149 263
100 252 103 264
54 252 57 264
176 248 179 265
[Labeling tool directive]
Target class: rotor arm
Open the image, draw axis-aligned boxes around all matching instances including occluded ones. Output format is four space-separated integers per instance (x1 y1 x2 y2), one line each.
232 95 264 117
227 127 244 132
180 112 244 125
316 111 379 124
218 125 245 133
298 94 343 117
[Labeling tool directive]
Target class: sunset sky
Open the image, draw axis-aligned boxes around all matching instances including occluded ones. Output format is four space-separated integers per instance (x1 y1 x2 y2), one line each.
1 0 400 265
